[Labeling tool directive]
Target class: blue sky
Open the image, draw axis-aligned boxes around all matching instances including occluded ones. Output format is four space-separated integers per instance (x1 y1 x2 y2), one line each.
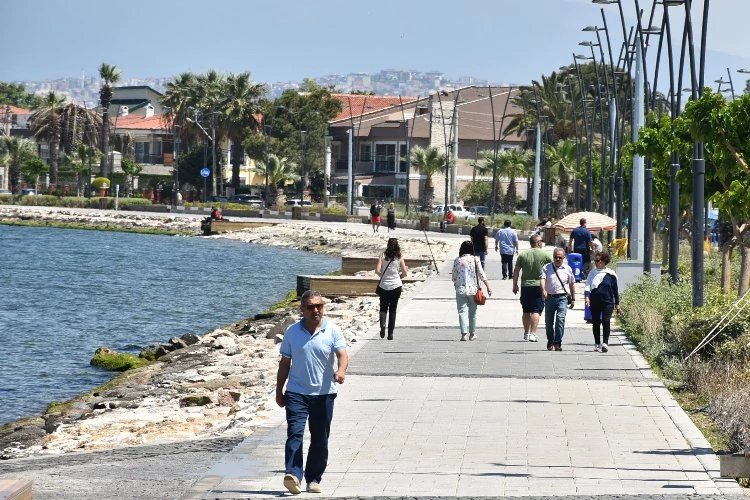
3 0 749 91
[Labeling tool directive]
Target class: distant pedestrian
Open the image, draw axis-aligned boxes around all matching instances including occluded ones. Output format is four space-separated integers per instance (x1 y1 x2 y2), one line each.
569 218 595 277
512 234 552 343
276 290 348 494
452 240 492 341
592 235 603 253
584 251 621 353
540 247 575 351
370 201 382 233
494 219 519 280
386 203 396 232
376 238 408 340
469 216 489 270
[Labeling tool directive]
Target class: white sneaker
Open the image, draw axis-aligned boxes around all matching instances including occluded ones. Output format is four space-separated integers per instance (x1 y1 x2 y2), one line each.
523 333 529 341
460 334 467 341
594 344 602 352
528 334 538 342
469 333 477 341
601 343 608 353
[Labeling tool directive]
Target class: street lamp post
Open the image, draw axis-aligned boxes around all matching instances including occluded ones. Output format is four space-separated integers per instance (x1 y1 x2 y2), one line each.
573 55 595 211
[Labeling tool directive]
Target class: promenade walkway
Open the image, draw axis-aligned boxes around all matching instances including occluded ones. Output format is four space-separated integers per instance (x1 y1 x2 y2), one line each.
184 244 742 498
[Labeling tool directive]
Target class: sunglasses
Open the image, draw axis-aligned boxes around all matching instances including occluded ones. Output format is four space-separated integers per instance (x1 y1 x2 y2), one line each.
304 303 324 311
554 256 564 259
594 259 602 263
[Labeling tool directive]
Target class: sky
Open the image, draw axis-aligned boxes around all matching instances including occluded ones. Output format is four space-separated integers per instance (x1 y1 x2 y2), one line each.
3 0 750 92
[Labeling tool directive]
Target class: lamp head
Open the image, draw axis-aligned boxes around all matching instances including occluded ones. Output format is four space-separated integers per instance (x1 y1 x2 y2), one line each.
582 26 603 32
642 26 663 35
737 69 750 74
592 0 618 4
663 0 685 5
574 54 593 60
579 41 598 47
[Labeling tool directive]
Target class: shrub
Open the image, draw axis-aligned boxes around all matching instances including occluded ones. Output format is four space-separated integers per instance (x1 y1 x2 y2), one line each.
324 206 347 215
118 198 153 208
91 177 111 190
19 194 59 207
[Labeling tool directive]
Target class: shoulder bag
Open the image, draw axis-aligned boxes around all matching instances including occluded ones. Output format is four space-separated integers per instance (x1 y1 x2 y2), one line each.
376 257 393 296
473 257 486 305
552 264 573 306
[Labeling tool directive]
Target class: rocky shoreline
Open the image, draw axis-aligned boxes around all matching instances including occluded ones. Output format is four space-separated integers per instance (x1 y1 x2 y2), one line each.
0 206 452 460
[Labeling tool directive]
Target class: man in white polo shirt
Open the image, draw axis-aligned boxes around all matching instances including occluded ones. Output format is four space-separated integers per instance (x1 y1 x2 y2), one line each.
276 290 348 495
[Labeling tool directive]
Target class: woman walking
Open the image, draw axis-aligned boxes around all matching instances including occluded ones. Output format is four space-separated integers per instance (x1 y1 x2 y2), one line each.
451 240 492 341
386 203 396 232
584 251 621 353
376 238 408 340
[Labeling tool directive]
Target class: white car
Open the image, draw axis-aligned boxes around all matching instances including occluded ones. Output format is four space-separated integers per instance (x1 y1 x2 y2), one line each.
434 204 471 220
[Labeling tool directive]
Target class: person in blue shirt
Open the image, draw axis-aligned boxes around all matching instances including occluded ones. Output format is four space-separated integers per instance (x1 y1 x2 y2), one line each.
568 218 595 277
494 219 519 280
276 290 349 494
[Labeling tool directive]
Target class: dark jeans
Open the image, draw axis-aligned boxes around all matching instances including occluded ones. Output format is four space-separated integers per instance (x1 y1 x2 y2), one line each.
284 392 337 484
590 303 614 345
379 286 402 335
500 253 514 278
545 294 568 345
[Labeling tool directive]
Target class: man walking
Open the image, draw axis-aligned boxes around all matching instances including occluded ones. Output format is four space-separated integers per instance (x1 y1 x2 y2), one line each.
540 247 575 351
569 218 595 277
469 216 489 270
276 290 349 494
513 234 552 343
494 219 519 280
370 201 382 233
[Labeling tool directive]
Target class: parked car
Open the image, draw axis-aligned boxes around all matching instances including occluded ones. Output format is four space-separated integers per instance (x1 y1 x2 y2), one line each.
0 188 11 195
20 188 37 196
207 195 228 203
435 204 470 220
229 194 263 208
465 206 490 222
285 199 312 207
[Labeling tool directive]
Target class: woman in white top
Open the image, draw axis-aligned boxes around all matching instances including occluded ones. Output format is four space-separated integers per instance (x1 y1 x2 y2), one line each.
376 238 408 340
451 240 492 341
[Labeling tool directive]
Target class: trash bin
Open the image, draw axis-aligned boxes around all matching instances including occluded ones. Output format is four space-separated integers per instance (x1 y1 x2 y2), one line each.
567 252 583 282
292 206 302 220
420 215 430 231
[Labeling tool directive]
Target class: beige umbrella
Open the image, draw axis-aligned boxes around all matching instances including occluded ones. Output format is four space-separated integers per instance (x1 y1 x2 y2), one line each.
554 211 617 231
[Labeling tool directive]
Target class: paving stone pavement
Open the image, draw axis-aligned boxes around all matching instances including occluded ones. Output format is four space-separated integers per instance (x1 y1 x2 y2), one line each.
184 244 745 499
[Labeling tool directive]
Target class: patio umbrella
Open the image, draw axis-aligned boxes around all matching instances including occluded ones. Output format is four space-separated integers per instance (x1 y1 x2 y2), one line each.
554 211 617 232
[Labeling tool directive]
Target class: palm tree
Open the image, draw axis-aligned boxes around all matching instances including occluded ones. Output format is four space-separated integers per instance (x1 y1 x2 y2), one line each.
545 139 578 217
58 102 101 156
410 146 448 209
252 154 299 206
28 91 66 186
0 137 36 193
98 63 121 179
60 145 92 196
497 148 533 213
220 72 268 190
21 157 49 191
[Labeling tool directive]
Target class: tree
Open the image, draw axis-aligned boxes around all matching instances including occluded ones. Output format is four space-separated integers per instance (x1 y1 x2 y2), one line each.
28 91 66 186
0 137 35 193
544 140 577 216
220 72 267 190
98 63 121 179
60 145 96 196
410 146 448 209
20 157 48 191
120 157 143 197
0 82 42 108
58 102 101 156
497 148 533 214
251 154 300 206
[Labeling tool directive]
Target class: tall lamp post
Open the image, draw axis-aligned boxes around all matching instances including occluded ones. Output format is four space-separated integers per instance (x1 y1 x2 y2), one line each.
574 54 597 211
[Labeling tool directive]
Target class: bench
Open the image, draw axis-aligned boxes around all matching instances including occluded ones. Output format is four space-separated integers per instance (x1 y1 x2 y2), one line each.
340 256 432 275
201 220 278 235
0 479 32 500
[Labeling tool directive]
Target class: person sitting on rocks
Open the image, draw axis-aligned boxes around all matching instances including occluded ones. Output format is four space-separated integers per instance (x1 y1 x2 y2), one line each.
210 207 223 220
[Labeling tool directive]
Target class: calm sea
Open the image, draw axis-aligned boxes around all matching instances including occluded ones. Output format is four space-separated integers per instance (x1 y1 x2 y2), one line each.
0 225 339 425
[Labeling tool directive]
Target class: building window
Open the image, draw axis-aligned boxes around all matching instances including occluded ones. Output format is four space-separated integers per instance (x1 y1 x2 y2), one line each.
362 185 394 200
359 143 372 162
399 144 408 173
135 142 151 163
375 143 397 172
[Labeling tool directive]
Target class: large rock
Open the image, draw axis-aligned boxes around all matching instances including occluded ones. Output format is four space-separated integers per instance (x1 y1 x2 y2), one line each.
267 315 298 339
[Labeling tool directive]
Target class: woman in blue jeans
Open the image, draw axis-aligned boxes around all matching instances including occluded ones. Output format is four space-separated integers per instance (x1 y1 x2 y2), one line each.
451 240 492 341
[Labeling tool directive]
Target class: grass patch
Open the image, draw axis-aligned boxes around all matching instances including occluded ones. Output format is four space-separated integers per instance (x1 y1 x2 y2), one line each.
269 290 299 311
0 219 192 236
669 385 731 452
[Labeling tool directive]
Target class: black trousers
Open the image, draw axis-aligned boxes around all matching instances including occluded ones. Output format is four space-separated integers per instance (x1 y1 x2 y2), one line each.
500 253 514 278
590 302 614 345
379 286 402 334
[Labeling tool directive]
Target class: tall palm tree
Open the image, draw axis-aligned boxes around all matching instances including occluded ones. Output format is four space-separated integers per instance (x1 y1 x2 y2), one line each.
0 137 36 193
58 102 101 156
497 148 533 213
98 63 121 179
220 72 267 190
28 91 66 186
410 145 448 209
545 139 578 216
252 154 299 206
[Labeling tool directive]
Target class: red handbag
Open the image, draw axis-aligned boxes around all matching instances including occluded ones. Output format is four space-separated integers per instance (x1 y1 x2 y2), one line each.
474 258 486 305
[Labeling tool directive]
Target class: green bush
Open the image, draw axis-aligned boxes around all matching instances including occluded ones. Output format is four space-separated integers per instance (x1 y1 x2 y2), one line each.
18 194 59 206
91 177 111 190
118 198 153 208
324 206 347 215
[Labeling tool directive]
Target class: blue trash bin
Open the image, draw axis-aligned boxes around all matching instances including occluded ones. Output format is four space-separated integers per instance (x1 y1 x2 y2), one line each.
567 252 583 282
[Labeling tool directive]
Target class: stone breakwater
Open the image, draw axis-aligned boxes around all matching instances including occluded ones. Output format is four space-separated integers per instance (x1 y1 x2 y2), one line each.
0 206 452 459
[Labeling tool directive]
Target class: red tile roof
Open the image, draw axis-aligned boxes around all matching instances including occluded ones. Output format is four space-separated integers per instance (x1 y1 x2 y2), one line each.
331 94 416 122
113 114 172 131
1 105 30 115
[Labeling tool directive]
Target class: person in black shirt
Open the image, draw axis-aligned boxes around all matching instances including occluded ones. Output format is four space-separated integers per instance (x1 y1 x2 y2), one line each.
469 217 489 270
370 201 382 233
